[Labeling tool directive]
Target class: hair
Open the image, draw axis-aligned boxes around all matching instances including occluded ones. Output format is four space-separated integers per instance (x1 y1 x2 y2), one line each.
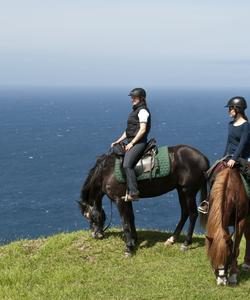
234 107 248 121
140 97 147 107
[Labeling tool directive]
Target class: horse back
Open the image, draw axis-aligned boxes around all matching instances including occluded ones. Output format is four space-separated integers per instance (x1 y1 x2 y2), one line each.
168 144 209 186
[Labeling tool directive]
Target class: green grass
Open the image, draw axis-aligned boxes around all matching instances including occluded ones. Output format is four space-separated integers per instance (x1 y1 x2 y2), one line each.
1 229 250 299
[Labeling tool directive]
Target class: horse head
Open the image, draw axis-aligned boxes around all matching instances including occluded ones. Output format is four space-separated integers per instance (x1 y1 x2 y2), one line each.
204 167 249 286
78 155 107 239
206 232 234 285
78 195 106 239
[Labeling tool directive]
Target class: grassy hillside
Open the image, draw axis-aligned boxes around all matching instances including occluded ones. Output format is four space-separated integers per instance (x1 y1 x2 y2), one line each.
0 229 250 300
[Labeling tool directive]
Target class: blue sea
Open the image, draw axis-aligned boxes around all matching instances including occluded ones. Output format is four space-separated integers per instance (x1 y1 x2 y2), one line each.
1 86 250 244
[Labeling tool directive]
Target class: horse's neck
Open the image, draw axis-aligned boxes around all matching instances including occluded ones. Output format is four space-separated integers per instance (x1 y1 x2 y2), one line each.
207 228 229 268
207 199 225 236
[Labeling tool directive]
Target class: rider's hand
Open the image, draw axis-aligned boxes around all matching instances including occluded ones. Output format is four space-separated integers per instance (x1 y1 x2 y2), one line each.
125 142 133 152
227 159 236 168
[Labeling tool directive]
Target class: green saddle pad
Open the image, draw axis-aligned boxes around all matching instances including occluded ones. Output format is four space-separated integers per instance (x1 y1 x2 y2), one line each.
114 146 171 183
240 174 250 199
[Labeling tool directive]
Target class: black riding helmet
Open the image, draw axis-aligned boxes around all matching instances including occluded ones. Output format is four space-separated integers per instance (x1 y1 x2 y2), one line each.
128 88 146 99
225 96 247 110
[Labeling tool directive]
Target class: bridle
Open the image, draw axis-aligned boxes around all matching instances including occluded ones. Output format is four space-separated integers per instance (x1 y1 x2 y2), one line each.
84 200 113 232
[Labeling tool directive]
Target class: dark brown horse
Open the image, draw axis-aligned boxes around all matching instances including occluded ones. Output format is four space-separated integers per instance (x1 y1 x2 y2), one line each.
78 144 209 256
204 165 250 285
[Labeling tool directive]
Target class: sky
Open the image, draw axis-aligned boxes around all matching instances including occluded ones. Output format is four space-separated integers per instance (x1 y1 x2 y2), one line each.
0 0 250 88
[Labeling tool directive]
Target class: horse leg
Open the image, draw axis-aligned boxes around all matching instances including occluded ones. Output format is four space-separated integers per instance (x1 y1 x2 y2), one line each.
242 217 250 271
117 200 137 257
181 189 198 251
229 219 246 285
165 188 189 247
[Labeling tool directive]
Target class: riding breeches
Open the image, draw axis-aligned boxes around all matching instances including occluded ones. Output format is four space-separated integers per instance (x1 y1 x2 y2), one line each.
123 142 146 195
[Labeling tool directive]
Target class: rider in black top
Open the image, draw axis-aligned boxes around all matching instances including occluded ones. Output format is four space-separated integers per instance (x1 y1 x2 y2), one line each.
223 96 250 166
111 88 151 201
224 124 250 162
198 96 250 214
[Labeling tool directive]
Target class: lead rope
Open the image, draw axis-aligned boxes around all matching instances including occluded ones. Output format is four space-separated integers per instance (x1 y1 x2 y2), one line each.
103 199 113 232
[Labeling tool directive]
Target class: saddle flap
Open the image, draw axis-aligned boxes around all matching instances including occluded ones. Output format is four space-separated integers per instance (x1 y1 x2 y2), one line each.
135 153 155 175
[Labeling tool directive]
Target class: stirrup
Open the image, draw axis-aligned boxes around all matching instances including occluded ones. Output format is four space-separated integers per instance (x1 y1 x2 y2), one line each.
121 189 129 201
121 193 129 201
198 200 209 214
121 190 139 202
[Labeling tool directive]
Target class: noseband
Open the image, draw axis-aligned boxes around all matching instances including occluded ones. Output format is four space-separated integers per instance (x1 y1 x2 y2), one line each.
83 205 95 220
215 267 228 278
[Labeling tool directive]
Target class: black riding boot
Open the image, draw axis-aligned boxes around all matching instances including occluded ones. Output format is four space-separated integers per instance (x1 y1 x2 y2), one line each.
124 167 139 196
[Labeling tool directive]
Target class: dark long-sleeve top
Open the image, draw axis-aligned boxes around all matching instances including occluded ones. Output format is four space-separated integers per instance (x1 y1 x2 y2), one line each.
224 121 250 160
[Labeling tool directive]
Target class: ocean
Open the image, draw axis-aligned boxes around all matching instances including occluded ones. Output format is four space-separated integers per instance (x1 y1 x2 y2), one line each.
1 86 250 244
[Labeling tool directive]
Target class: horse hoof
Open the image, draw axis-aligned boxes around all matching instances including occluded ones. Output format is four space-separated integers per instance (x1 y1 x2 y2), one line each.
180 244 189 252
164 236 175 246
228 274 237 286
228 282 237 287
242 263 250 271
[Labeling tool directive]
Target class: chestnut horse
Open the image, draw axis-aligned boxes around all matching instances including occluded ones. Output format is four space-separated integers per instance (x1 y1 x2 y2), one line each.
78 144 209 256
205 165 250 285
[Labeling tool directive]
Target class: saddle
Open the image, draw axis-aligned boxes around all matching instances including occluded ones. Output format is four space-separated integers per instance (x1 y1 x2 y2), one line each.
135 138 158 175
206 157 250 198
207 157 250 180
206 159 228 188
237 158 250 181
114 142 171 183
112 138 158 175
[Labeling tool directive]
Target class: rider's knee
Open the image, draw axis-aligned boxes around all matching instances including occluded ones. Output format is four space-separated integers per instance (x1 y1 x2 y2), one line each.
123 162 133 169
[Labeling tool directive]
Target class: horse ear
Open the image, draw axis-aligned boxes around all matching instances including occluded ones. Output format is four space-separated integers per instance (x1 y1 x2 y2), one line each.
206 236 213 246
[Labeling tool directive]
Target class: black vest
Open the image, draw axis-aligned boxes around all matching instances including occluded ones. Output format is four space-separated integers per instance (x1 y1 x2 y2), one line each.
126 102 151 142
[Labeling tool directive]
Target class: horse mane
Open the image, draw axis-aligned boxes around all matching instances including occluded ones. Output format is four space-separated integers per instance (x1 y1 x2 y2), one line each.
80 154 109 201
206 167 231 268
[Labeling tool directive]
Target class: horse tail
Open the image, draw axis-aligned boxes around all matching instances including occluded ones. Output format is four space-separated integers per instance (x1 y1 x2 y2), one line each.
206 168 231 268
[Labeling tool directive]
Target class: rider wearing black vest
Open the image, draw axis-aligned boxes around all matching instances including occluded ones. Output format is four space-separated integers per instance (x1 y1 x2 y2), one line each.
111 88 151 201
126 102 151 143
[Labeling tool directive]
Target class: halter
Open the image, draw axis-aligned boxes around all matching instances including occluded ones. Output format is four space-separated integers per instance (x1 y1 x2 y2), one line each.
215 267 227 278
